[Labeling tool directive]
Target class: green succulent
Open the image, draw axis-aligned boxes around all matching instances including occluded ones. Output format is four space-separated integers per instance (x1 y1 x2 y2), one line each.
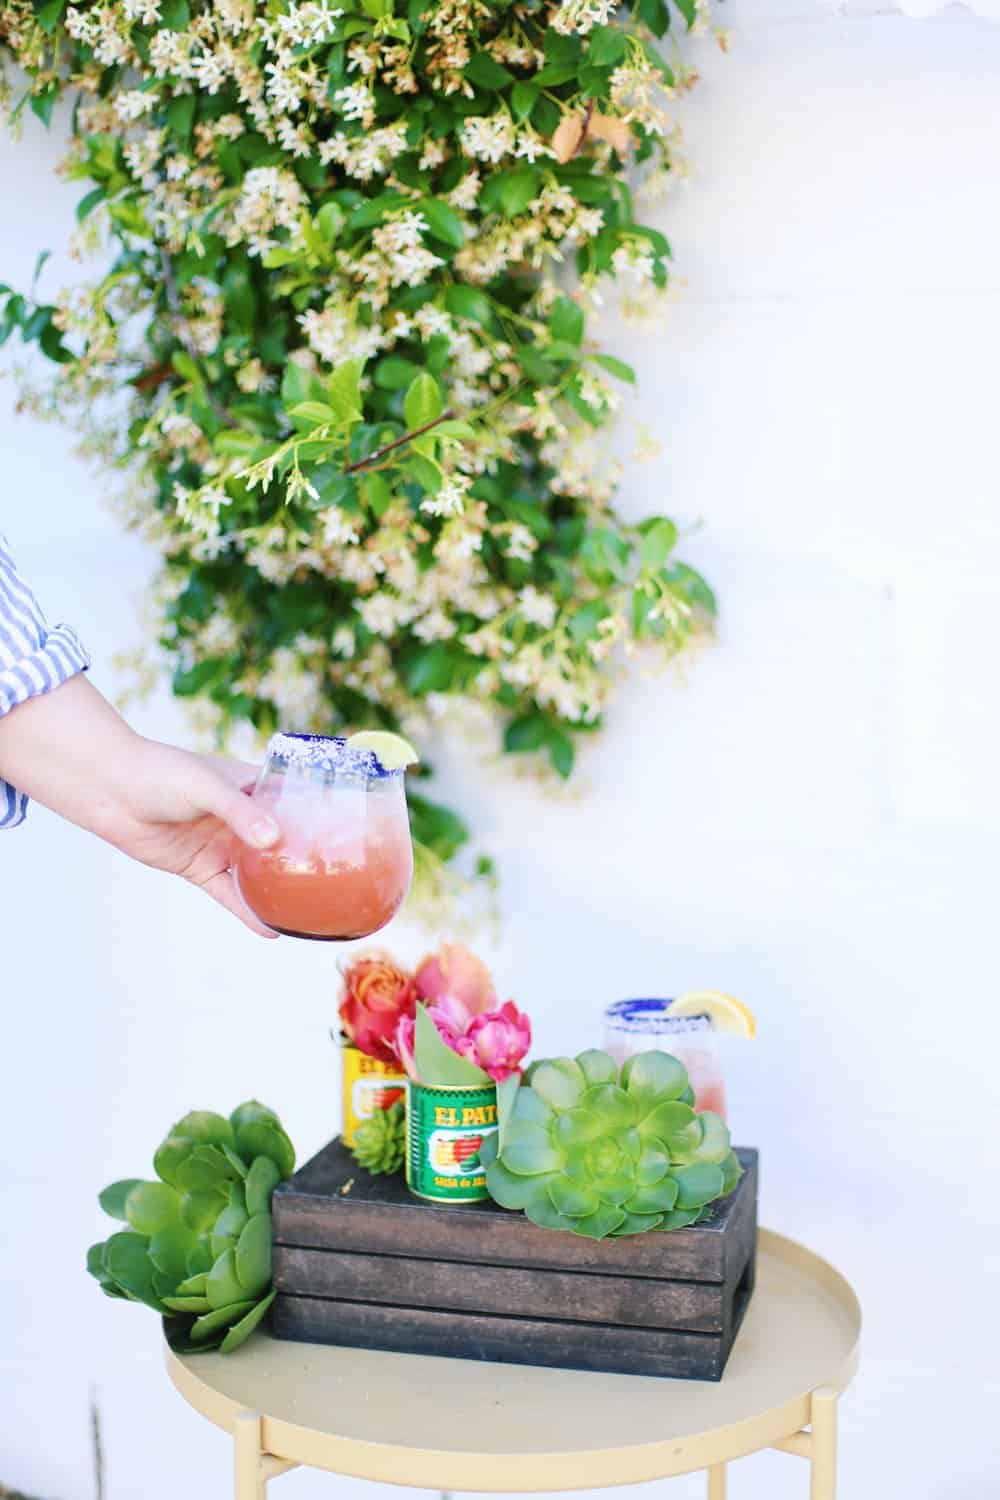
87 1100 295 1353
352 1100 406 1176
482 1051 741 1239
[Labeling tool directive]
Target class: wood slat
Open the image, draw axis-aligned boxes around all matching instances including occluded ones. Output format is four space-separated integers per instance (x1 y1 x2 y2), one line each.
271 1296 731 1382
274 1246 728 1332
273 1145 758 1284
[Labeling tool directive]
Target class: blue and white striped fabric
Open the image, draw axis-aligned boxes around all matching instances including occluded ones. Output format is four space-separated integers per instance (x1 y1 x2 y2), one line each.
0 535 90 829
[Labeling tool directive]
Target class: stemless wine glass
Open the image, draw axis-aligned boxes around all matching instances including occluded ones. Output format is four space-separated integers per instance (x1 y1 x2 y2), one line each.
603 998 728 1119
234 733 413 941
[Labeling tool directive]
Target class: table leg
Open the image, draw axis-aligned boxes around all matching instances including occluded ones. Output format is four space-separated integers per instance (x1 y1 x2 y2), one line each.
234 1411 265 1500
809 1387 838 1500
706 1463 727 1500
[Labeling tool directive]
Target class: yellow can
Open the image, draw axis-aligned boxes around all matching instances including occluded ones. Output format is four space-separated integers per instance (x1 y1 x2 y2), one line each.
341 1041 407 1148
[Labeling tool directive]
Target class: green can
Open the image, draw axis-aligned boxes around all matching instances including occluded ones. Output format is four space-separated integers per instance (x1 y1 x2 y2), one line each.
406 1082 498 1203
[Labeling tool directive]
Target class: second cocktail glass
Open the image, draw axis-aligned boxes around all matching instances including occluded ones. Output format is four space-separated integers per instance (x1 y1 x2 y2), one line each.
234 733 413 941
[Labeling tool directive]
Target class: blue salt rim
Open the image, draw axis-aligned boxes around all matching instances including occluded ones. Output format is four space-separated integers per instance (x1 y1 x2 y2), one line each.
604 998 711 1035
267 732 397 779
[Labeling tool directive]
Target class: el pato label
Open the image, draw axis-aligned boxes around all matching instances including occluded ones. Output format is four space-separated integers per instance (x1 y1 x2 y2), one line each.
341 1043 407 1149
406 1083 498 1202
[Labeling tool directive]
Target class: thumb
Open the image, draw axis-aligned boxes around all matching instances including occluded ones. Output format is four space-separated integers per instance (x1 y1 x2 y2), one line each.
198 770 280 850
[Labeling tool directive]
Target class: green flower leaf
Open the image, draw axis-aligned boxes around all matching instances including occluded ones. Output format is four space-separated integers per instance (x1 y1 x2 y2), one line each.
245 1155 282 1218
191 1299 258 1341
549 296 584 347
235 1213 272 1297
124 1182 182 1235
464 52 515 91
104 1232 166 1312
672 1163 726 1210
403 371 443 429
576 1050 618 1087
623 1051 689 1109
420 198 464 249
219 1289 277 1353
486 1159 556 1211
98 1179 143 1222
413 1002 490 1087
529 1060 586 1112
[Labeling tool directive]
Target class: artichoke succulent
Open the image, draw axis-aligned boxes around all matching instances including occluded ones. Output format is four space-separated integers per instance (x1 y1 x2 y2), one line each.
87 1100 295 1353
351 1100 406 1175
482 1051 741 1239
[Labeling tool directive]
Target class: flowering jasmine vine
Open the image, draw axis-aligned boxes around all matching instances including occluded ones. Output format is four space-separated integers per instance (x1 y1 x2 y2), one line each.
1 0 723 902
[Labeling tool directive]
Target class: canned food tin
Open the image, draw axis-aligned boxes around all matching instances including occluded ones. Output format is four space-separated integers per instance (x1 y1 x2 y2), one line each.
341 1041 407 1149
406 1082 498 1203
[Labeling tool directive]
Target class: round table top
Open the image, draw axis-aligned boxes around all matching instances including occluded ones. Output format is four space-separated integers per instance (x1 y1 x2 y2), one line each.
167 1228 861 1491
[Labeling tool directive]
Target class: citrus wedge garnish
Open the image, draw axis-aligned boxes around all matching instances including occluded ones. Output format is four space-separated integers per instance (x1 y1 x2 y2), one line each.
665 990 757 1038
344 730 420 771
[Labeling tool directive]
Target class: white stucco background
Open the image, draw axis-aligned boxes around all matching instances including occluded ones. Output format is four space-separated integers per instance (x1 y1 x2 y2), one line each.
2 3 999 1497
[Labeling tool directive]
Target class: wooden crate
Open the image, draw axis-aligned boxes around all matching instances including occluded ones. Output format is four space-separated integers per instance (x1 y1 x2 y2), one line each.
271 1141 758 1382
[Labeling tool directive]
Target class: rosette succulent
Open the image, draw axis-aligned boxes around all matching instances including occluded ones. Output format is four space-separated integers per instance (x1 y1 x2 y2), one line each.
87 1101 295 1353
482 1051 741 1239
352 1101 406 1176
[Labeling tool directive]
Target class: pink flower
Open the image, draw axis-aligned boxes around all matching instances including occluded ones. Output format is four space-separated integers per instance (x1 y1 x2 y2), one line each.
394 1008 462 1083
454 1002 532 1083
413 942 496 1029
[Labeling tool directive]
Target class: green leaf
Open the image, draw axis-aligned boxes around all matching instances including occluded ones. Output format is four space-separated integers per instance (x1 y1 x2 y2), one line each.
232 1121 295 1180
408 792 469 860
624 1052 690 1110
316 201 345 243
219 1289 277 1352
98 1179 143 1221
124 1182 182 1235
165 94 196 144
35 0 67 34
510 82 539 122
444 284 494 327
289 400 337 427
571 1203 628 1238
622 1178 679 1215
532 63 578 87
76 186 106 223
235 1213 272 1297
640 518 678 570
281 362 326 410
465 51 515 90
104 1232 167 1312
499 168 539 219
524 1197 579 1233
487 1159 556 1211
362 471 393 518
496 1074 521 1154
549 296 584 347
591 352 635 383
413 1003 491 1087
576 1050 619 1087
191 1299 257 1341
587 25 628 67
549 1178 601 1218
29 87 58 128
529 1060 586 1112
504 713 549 753
672 1163 726 1210
206 1248 246 1310
420 198 464 249
159 0 191 28
327 358 365 423
657 1207 705 1230
403 370 443 429
547 728 575 780
148 1225 197 1282
245 1156 282 1218
374 355 420 390
161 1294 212 1313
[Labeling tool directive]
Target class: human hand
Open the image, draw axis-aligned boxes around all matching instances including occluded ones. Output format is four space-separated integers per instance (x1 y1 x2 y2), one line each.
0 676 280 935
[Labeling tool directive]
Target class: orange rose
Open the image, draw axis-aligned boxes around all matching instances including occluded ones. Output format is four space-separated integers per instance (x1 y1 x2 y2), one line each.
339 952 416 1064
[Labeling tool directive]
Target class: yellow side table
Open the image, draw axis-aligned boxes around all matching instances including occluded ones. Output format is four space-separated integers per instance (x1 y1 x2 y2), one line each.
166 1229 860 1500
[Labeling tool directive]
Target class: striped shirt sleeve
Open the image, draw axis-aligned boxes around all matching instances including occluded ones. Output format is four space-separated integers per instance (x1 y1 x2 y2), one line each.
0 535 90 829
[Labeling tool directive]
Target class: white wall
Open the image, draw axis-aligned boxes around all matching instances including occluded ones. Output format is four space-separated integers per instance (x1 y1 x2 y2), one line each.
2 4 999 1498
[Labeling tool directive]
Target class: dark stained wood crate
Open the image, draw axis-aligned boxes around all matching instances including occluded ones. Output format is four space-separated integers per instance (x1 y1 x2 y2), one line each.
271 1141 758 1382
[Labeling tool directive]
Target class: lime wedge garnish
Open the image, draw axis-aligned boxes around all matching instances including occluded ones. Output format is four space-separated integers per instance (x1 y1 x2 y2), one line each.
344 731 420 771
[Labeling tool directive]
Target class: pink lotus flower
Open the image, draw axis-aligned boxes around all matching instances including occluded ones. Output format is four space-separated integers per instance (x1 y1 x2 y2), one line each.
413 942 496 1029
455 1002 532 1083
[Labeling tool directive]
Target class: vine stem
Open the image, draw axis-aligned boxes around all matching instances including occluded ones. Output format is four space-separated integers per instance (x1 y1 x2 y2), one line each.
345 409 456 472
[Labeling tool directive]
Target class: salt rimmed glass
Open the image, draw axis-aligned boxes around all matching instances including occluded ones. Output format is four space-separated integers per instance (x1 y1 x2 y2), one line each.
234 733 413 941
603 999 728 1119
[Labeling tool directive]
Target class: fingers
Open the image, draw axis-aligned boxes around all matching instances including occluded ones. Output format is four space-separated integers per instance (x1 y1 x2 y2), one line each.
196 764 280 850
199 870 280 939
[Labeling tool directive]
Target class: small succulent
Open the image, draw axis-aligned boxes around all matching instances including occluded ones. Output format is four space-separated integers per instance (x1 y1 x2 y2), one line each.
352 1100 406 1175
482 1051 741 1239
87 1101 295 1353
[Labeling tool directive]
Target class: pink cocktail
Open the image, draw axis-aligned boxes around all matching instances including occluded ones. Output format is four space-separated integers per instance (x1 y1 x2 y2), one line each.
603 1000 728 1120
234 734 413 941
